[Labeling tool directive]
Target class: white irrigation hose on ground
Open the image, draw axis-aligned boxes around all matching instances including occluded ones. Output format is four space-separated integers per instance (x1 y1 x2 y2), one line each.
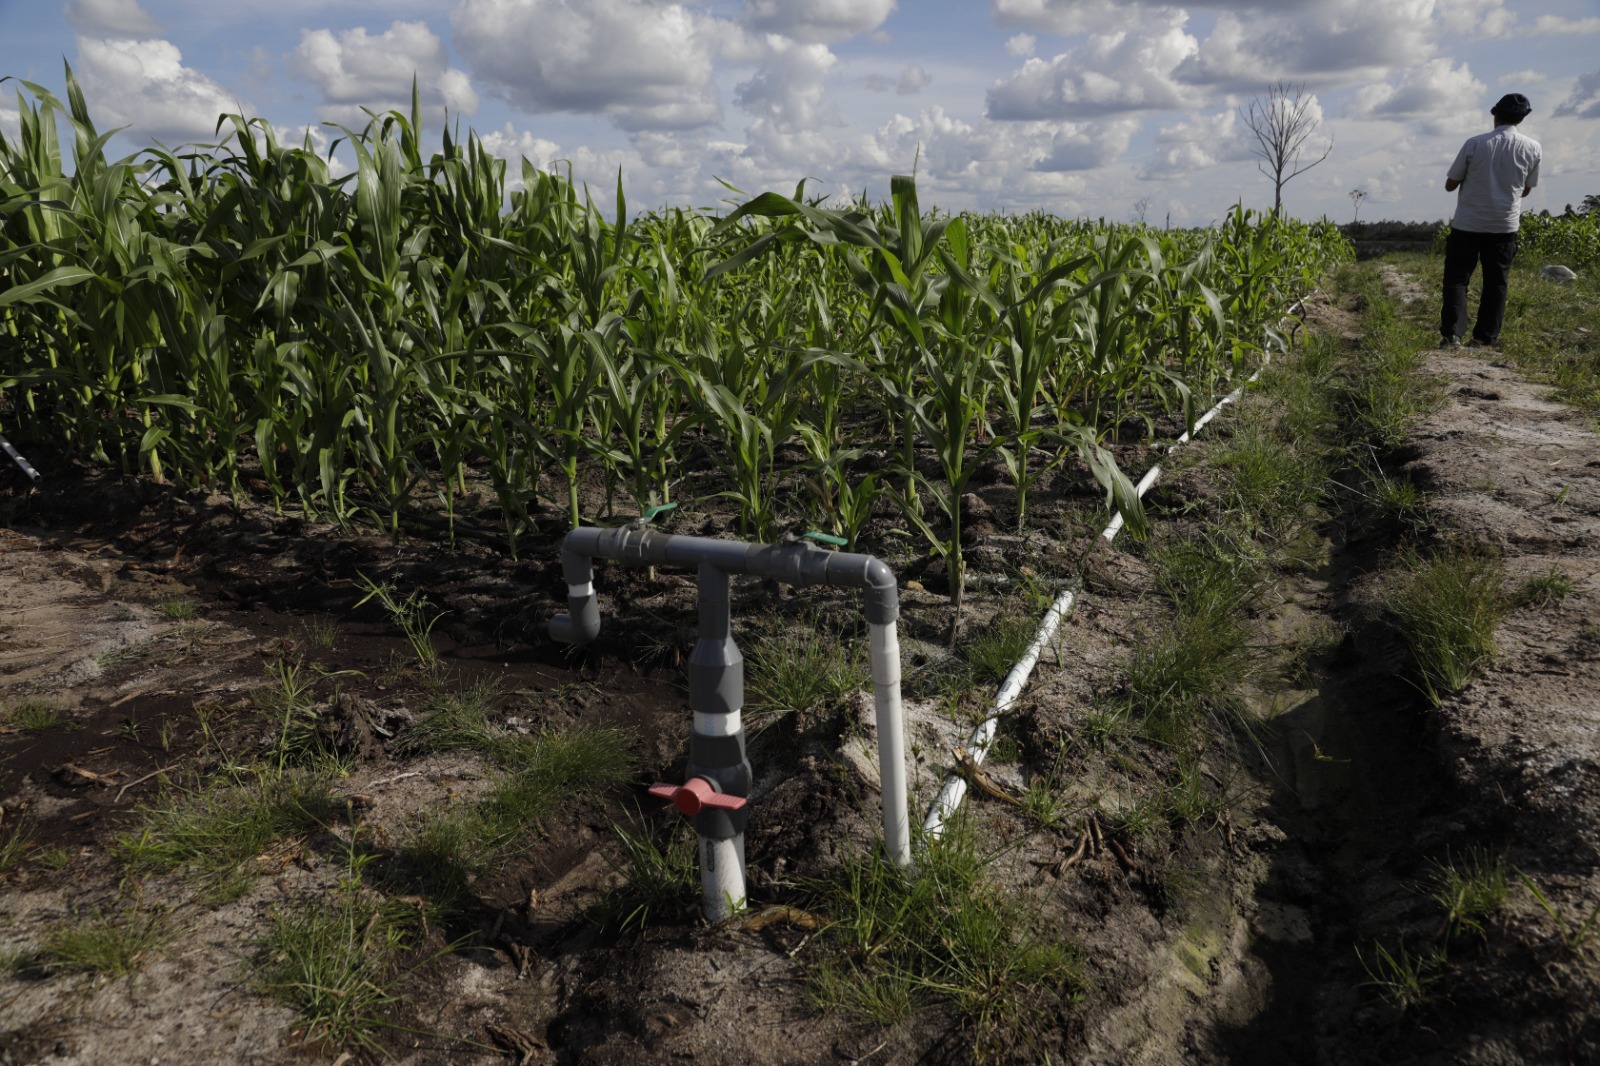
921 298 1311 840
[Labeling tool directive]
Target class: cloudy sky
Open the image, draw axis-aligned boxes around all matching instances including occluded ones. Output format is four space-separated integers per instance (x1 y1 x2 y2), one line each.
3 0 1598 225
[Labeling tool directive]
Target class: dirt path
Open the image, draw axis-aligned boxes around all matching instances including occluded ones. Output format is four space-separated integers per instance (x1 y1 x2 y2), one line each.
1196 288 1600 1063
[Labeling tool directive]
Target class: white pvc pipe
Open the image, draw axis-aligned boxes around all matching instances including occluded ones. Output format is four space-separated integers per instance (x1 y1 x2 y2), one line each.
920 293 1314 839
923 590 1076 839
700 836 745 921
870 621 912 867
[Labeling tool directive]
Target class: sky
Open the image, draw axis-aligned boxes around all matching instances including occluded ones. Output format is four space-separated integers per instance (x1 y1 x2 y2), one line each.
2 0 1598 226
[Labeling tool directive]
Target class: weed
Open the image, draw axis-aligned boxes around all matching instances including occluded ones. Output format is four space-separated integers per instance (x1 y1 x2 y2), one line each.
1518 870 1600 954
3 699 67 733
1426 848 1508 940
397 727 637 910
1077 703 1129 751
118 767 338 900
40 909 168 978
961 611 1040 686
1513 565 1574 609
1365 463 1428 535
804 819 1085 1059
255 845 416 1053
355 574 444 675
596 816 697 933
399 679 503 757
157 596 200 620
1 820 36 874
1358 938 1443 1011
1384 548 1504 704
300 615 340 650
109 604 136 623
745 624 867 724
1020 779 1069 831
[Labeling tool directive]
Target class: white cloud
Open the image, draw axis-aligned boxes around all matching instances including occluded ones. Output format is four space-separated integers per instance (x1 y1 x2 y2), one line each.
1349 59 1486 136
65 0 160 39
1521 15 1600 36
0 103 19 145
1004 33 1036 58
1035 117 1138 172
735 37 837 132
290 22 477 126
741 0 896 44
896 65 930 96
1499 70 1549 87
1436 0 1514 37
1555 69 1600 120
987 14 1197 119
74 36 243 142
1140 110 1253 178
1175 0 1442 90
993 0 1183 37
452 0 731 132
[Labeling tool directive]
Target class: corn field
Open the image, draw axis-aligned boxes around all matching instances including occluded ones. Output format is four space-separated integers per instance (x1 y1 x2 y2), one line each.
1 73 1350 604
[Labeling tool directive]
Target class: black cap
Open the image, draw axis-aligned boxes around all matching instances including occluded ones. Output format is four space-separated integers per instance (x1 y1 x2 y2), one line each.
1492 93 1532 119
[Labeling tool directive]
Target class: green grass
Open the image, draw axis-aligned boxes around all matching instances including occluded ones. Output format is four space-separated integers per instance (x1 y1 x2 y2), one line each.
595 816 698 933
804 820 1085 1059
960 611 1042 686
1358 938 1443 1012
398 678 503 757
1518 871 1600 954
1 820 37 874
157 596 200 620
1384 548 1505 704
1 698 68 733
745 623 868 724
39 910 168 978
254 846 419 1053
397 726 638 911
117 767 339 900
1513 565 1575 609
1426 848 1509 940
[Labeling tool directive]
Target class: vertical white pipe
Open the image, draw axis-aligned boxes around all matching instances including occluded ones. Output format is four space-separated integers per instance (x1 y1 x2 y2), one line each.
870 621 912 868
700 836 745 921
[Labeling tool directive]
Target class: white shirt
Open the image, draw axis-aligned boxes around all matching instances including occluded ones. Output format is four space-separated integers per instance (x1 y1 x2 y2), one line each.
1447 125 1542 234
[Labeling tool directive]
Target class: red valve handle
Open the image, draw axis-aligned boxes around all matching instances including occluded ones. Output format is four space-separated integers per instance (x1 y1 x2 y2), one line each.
648 777 747 817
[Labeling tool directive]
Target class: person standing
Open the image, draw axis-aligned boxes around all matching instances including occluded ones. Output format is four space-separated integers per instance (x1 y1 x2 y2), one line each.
1440 93 1542 347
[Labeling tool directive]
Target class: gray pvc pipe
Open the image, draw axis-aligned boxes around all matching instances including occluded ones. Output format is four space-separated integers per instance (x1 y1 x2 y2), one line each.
550 526 913 871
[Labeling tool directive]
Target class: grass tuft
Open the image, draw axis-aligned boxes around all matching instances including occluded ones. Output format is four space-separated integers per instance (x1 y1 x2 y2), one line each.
595 816 697 933
1426 848 1508 940
117 767 339 900
2 698 68 733
1512 565 1574 610
804 820 1085 1059
1384 548 1504 704
40 910 168 978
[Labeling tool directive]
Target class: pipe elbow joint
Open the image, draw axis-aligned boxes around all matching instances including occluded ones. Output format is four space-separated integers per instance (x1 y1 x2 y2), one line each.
861 557 899 625
549 593 601 645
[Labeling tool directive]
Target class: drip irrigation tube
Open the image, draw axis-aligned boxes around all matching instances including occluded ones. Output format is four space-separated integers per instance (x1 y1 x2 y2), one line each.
0 434 39 483
922 298 1312 840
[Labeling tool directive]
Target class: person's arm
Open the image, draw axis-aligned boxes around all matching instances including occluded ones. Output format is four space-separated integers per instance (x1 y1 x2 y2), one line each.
1445 139 1471 194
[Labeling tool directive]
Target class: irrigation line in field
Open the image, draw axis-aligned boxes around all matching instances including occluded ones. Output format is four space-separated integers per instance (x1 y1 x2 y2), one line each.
0 434 39 483
921 297 1312 841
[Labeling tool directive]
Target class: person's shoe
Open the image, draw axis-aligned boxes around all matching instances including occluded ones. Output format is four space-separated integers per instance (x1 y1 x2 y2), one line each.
1466 336 1501 349
1440 335 1463 348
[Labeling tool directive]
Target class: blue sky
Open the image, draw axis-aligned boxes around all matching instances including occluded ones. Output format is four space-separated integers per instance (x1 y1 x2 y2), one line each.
3 0 1598 225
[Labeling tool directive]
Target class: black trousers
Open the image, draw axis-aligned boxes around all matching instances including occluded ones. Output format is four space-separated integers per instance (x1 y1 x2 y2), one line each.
1441 228 1518 343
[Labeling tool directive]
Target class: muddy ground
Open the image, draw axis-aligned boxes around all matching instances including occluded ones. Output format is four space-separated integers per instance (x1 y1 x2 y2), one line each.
2 269 1598 1065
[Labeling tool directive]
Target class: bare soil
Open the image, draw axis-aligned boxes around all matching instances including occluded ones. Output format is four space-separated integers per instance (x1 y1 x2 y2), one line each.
2 277 1598 1065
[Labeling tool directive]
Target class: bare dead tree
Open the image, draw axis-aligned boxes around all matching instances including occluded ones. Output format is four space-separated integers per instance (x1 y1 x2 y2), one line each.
1240 82 1333 215
1349 187 1368 223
